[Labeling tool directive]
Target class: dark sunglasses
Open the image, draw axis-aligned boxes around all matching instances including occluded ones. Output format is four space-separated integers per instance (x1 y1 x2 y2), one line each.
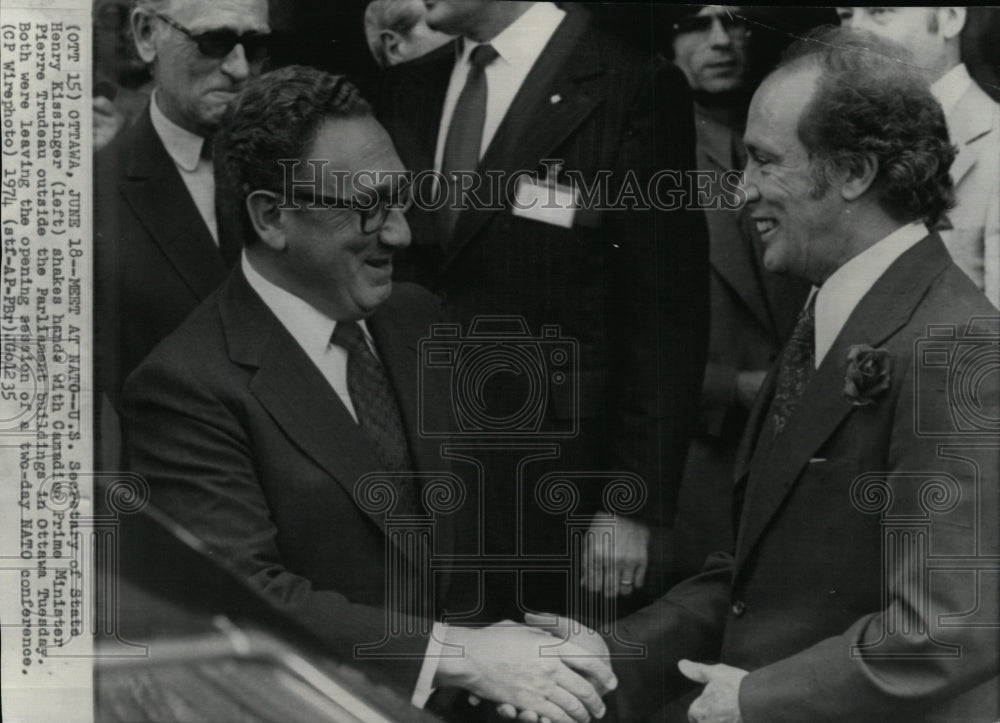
155 12 270 62
673 14 748 35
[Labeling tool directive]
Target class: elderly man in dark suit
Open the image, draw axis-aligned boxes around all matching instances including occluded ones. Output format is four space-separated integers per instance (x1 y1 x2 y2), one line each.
95 0 270 414
377 0 708 620
532 27 999 723
121 66 615 723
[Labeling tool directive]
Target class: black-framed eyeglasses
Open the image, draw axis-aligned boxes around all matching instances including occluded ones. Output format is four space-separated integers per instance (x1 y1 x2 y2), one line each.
154 12 270 62
673 13 748 35
283 182 414 234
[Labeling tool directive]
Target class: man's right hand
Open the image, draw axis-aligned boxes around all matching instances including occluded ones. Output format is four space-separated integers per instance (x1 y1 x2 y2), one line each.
436 621 616 723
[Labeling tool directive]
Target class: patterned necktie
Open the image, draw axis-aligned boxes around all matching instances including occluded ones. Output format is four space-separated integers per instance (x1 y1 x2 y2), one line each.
331 321 418 515
764 295 816 442
437 43 500 248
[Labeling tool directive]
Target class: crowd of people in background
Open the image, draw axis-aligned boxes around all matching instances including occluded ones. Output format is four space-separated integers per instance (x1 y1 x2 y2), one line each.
92 3 999 722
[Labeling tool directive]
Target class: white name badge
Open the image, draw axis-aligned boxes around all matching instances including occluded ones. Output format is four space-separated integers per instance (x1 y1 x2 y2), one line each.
512 176 578 228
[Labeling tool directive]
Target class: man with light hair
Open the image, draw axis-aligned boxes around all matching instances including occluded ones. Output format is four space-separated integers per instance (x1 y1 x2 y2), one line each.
364 0 452 68
840 6 1000 307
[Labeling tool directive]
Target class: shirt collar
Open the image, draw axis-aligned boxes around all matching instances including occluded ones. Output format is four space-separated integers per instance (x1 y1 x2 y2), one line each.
814 221 928 367
930 63 972 117
241 253 372 361
458 2 565 72
149 89 210 172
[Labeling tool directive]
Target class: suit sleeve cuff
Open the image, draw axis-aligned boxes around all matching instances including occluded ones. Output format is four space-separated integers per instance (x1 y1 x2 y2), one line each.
411 622 446 708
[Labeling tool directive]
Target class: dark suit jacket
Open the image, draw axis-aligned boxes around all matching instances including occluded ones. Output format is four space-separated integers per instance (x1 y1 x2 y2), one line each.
612 234 1000 722
95 104 230 410
377 5 708 524
121 271 459 697
669 113 809 578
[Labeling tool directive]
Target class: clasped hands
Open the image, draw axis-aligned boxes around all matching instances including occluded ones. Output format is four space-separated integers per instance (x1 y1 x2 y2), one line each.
438 614 615 723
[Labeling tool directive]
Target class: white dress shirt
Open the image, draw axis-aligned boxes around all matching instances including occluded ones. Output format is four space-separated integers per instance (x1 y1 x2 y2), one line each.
434 1 566 171
241 253 443 706
814 221 928 367
149 91 219 244
241 254 379 421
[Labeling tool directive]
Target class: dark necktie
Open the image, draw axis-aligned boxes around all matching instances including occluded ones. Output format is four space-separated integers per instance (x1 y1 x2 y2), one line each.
331 321 418 515
437 43 499 248
762 295 816 444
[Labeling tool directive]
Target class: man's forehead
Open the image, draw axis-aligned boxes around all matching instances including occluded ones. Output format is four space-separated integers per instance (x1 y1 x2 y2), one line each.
308 117 406 178
696 5 740 18
168 0 269 32
746 66 819 146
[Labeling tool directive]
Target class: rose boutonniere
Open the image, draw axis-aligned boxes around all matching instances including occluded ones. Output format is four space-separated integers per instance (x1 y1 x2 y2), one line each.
844 345 892 406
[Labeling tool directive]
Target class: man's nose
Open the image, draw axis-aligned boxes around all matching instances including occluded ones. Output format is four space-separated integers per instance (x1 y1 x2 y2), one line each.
739 170 760 204
378 208 412 249
220 43 251 81
708 16 732 47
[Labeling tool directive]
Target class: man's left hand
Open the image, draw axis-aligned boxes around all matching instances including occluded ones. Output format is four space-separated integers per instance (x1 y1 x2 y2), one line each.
678 659 748 723
581 512 650 597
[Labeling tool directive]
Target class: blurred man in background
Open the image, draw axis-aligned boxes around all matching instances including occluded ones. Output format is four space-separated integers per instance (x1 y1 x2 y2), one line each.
840 6 999 307
664 5 809 581
364 0 453 68
378 0 708 621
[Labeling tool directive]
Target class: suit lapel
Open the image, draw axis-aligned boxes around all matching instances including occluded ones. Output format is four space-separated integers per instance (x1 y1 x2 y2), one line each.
392 43 455 175
120 107 227 299
947 84 997 188
442 9 603 272
734 235 953 573
221 271 394 541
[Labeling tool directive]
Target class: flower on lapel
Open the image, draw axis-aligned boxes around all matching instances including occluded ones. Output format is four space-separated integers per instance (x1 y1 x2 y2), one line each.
844 345 892 406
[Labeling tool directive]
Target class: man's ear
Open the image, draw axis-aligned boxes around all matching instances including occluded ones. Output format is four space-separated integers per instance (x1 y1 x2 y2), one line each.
130 7 159 65
937 7 967 41
246 191 288 252
380 29 403 66
840 153 878 202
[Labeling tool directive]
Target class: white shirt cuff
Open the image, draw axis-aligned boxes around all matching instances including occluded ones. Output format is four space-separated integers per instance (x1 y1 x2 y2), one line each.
411 621 447 708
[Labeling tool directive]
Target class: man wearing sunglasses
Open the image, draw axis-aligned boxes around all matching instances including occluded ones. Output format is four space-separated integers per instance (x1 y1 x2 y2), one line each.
95 0 270 452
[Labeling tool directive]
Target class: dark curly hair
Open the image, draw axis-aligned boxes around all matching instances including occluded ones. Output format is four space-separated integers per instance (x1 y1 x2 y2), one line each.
213 65 371 246
777 26 955 228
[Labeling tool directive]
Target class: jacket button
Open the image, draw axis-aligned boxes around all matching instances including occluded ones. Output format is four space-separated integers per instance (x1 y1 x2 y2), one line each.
731 600 746 617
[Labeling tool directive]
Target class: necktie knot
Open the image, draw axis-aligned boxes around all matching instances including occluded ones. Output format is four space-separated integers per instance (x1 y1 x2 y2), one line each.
331 321 368 356
200 135 214 161
469 43 499 68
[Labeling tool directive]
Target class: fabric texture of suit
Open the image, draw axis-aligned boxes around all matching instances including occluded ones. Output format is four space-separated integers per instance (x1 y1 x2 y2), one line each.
668 111 810 580
95 104 231 410
377 6 708 554
940 78 1000 307
121 270 460 697
611 234 999 722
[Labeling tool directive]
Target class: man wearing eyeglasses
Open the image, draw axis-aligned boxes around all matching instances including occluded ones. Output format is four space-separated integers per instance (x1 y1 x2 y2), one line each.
95 0 270 447
119 66 617 723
